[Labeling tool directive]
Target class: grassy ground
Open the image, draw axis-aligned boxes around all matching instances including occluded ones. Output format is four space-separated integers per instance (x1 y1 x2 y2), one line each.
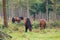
9 28 60 40
0 20 60 40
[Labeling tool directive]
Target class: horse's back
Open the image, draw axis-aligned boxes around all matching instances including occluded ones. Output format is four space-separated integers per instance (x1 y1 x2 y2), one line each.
40 19 46 25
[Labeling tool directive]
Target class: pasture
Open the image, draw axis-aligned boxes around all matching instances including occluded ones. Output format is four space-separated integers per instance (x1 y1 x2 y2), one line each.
0 20 60 40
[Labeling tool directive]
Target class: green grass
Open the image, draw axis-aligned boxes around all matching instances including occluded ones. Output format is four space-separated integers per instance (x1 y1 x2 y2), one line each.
4 24 60 40
0 20 60 40
9 28 60 40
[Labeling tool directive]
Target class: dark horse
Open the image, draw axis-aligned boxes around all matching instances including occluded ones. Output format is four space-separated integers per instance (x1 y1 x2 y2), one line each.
40 19 46 30
12 16 23 23
24 18 32 32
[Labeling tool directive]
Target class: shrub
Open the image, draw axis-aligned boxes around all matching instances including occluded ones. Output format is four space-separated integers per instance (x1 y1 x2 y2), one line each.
51 21 60 27
32 20 40 29
47 21 60 28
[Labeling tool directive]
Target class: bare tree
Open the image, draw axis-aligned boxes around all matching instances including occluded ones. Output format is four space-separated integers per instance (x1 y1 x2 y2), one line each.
46 0 48 21
53 0 57 21
11 0 15 18
27 0 30 18
19 0 23 17
3 0 8 27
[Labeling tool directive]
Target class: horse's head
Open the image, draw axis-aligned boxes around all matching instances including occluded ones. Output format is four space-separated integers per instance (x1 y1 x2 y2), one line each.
19 17 24 20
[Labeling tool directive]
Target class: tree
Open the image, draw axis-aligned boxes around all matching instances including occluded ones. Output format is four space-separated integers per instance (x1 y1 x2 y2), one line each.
29 0 42 20
29 0 53 21
46 0 48 21
0 0 3 19
30 3 40 20
40 0 53 21
19 0 22 17
53 0 57 21
3 0 8 27
27 0 30 18
11 0 15 17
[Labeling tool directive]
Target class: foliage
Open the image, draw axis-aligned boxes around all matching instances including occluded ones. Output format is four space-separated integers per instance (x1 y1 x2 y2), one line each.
32 20 40 29
50 21 60 27
40 0 53 13
47 21 60 28
29 0 53 17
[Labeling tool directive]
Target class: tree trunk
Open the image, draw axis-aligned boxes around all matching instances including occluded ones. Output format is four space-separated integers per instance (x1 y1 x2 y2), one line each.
46 0 48 21
33 13 36 21
19 0 23 17
11 0 15 17
27 0 30 18
48 11 49 21
53 0 56 21
6 0 9 20
41 12 42 19
3 0 8 27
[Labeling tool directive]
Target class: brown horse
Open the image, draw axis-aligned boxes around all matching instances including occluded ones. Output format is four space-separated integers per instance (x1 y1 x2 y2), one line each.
12 16 23 23
24 18 32 32
40 19 46 30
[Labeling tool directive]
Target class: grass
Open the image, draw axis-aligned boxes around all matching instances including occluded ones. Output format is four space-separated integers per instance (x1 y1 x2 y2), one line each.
0 20 60 40
9 28 60 40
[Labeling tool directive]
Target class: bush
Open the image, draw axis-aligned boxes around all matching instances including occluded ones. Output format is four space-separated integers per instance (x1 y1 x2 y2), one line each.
33 23 40 29
47 21 60 28
32 20 40 29
0 24 5 29
51 21 60 27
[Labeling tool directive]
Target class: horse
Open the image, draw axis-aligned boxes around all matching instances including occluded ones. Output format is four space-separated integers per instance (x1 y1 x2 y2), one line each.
12 16 23 23
40 19 46 30
24 18 32 32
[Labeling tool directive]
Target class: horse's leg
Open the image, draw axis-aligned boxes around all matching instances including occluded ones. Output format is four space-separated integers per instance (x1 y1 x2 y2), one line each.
25 26 28 32
12 20 15 23
29 26 32 32
40 25 44 30
12 18 15 23
44 24 46 29
40 24 43 30
17 20 20 23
